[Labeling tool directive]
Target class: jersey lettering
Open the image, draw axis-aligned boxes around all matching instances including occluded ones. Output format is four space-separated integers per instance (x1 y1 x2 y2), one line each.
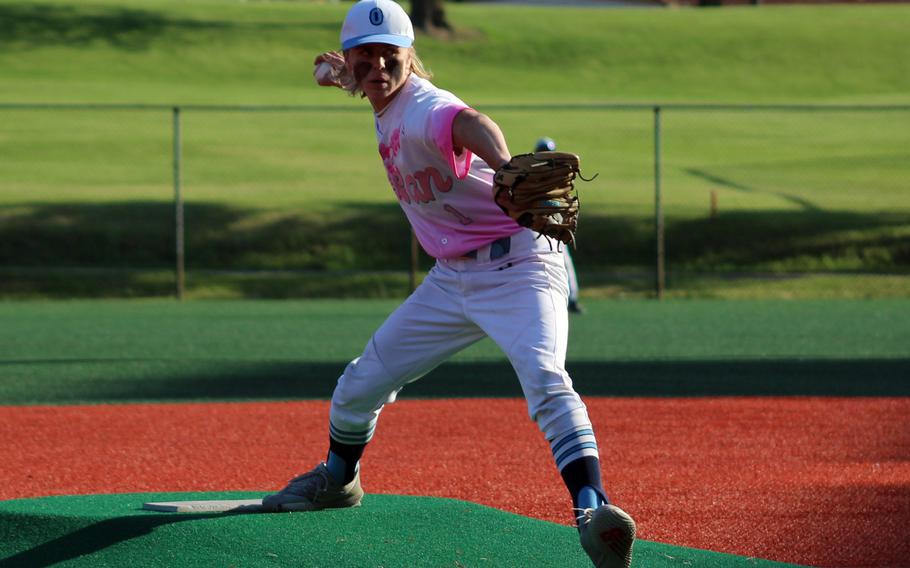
374 79 518 257
387 164 409 203
380 126 455 206
406 173 433 203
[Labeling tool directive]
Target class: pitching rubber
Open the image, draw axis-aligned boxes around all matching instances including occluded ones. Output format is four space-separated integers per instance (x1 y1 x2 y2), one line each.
142 499 265 513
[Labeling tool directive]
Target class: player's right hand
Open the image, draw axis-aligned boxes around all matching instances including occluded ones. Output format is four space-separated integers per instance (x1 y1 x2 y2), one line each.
313 51 353 90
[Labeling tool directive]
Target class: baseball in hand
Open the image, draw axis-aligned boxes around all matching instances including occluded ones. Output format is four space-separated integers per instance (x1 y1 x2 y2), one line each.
314 62 335 84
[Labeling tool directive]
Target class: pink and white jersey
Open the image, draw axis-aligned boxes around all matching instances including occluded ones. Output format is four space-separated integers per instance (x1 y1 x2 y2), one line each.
375 76 520 259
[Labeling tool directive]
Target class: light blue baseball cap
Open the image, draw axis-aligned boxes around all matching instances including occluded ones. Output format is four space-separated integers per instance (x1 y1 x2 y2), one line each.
341 0 415 51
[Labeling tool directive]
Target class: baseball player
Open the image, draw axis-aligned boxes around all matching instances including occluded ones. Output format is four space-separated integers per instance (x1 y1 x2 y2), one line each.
535 136 585 315
263 1 635 566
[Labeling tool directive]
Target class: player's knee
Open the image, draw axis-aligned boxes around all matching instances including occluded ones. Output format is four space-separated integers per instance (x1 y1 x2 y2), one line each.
529 391 590 438
332 355 395 407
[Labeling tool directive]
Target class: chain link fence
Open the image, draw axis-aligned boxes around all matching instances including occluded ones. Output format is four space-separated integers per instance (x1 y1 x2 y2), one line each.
1 103 908 299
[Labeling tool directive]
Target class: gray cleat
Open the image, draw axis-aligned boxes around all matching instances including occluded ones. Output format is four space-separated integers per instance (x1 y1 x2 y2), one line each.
262 462 364 512
578 504 636 568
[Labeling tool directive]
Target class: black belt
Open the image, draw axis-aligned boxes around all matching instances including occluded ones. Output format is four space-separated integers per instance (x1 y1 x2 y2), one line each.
461 236 511 260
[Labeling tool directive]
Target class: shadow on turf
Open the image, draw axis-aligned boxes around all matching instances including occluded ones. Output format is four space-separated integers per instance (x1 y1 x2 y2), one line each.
0 511 254 568
685 168 822 212
0 4 218 51
0 3 338 52
2 200 909 299
3 359 908 404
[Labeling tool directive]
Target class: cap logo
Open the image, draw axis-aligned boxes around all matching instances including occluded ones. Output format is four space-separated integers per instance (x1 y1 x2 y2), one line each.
369 7 384 26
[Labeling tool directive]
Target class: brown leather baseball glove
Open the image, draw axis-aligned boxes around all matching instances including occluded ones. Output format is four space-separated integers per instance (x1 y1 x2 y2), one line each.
493 151 583 246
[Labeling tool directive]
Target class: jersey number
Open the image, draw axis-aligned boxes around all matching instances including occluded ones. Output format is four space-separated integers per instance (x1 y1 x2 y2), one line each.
444 205 473 225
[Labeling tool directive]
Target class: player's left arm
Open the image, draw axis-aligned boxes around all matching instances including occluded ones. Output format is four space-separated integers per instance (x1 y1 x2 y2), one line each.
452 109 511 171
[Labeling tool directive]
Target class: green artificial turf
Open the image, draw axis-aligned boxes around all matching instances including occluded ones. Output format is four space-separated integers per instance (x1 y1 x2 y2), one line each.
0 299 907 404
0 493 806 568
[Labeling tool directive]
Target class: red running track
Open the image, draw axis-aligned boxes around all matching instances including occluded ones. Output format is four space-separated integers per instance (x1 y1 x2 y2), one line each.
2 397 908 568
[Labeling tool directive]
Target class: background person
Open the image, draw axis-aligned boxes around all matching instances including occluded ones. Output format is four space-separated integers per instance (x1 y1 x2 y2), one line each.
536 136 585 314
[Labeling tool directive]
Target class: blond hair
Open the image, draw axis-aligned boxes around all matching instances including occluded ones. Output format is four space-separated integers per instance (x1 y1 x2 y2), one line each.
343 47 432 98
409 49 432 80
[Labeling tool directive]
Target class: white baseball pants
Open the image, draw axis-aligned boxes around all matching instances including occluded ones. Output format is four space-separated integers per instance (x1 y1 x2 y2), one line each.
328 228 595 455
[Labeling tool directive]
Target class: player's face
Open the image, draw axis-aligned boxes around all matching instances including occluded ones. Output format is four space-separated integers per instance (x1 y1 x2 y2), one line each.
345 43 411 112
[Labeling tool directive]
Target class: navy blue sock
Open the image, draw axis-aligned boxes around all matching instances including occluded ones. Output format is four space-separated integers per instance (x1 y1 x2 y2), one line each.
560 456 608 511
327 438 366 485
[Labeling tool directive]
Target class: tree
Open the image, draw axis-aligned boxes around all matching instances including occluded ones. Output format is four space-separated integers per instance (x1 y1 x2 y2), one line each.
410 0 452 33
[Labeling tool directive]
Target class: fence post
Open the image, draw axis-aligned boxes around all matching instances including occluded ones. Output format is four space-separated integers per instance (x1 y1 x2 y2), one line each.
409 230 418 294
653 105 665 299
173 106 185 301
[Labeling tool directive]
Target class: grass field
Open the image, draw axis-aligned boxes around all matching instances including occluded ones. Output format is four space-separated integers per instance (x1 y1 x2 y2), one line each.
1 0 909 298
3 1 909 104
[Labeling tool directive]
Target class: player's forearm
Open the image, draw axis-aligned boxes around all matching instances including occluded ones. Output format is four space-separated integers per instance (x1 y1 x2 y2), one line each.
452 109 511 171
